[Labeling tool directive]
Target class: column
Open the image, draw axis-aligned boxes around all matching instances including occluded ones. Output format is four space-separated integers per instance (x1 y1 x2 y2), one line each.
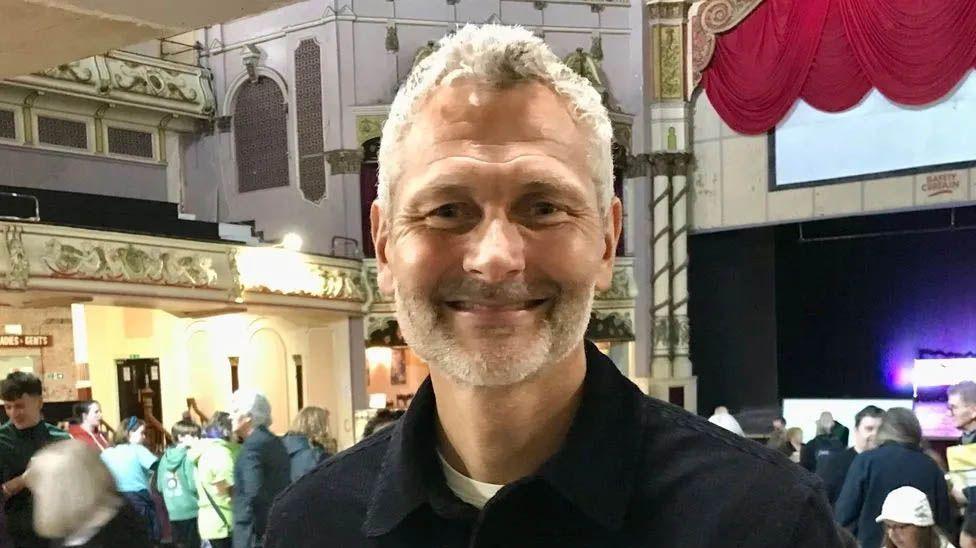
651 153 672 379
670 153 692 378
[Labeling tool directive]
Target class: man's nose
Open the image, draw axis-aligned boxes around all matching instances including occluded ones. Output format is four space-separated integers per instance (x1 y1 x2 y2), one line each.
463 217 526 284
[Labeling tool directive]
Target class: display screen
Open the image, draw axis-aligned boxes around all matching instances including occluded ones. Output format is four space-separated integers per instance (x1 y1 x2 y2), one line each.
772 70 976 188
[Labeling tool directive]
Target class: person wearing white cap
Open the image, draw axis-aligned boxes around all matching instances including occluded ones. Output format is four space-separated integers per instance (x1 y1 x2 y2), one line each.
876 486 956 548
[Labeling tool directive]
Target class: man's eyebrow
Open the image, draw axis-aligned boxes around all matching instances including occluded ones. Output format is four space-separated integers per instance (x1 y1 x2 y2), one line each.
403 175 589 206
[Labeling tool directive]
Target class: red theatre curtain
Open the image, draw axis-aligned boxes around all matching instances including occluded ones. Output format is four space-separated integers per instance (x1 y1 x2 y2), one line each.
703 0 976 135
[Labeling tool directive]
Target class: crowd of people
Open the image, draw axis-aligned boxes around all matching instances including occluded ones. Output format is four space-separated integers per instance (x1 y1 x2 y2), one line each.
0 370 406 548
710 380 976 548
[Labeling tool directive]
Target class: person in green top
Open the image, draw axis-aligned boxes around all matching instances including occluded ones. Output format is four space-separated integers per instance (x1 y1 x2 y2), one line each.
157 419 202 548
0 371 70 548
191 411 239 548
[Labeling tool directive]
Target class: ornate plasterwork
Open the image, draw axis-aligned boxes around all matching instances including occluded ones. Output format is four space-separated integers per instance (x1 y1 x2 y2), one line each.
687 0 765 98
671 314 690 350
41 239 217 287
652 315 672 353
1 226 29 290
586 310 635 341
650 22 685 101
356 115 386 146
0 221 369 311
597 264 638 301
9 50 217 119
324 149 364 175
647 1 689 20
41 60 95 84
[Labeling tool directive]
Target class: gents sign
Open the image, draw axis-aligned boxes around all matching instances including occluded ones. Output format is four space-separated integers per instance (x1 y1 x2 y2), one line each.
0 335 52 348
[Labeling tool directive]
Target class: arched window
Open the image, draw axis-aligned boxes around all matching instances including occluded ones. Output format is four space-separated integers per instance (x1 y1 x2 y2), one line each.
234 77 289 192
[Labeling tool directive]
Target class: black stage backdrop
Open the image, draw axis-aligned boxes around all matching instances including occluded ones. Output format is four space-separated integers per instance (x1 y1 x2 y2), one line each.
690 206 976 415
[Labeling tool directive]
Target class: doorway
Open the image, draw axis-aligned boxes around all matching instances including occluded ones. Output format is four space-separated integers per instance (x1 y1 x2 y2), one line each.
115 358 162 422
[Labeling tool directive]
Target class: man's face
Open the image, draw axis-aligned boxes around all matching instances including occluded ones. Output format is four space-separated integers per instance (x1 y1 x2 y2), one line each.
372 79 621 387
3 394 42 430
772 419 785 431
231 408 251 437
948 393 976 431
854 416 883 452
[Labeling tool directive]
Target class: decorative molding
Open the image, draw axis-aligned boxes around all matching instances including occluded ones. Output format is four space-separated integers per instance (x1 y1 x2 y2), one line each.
1 226 29 290
41 60 95 84
365 315 405 347
652 24 684 100
671 314 690 349
533 1 548 9
650 152 692 178
7 51 216 120
227 248 244 303
41 239 217 287
385 24 399 53
687 0 765 98
586 309 635 341
356 114 387 146
652 316 671 352
324 149 364 175
624 153 650 178
647 1 689 20
597 264 637 301
590 34 604 61
0 221 367 311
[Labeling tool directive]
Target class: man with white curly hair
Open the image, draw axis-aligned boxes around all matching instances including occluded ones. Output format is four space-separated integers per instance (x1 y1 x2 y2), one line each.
267 25 843 547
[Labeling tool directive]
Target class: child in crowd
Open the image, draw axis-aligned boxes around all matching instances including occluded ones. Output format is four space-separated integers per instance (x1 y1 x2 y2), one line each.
158 420 202 548
191 412 239 548
100 417 160 544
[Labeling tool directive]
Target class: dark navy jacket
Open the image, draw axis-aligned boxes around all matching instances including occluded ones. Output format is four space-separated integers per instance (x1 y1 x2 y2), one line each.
835 441 956 548
233 425 290 548
266 341 844 547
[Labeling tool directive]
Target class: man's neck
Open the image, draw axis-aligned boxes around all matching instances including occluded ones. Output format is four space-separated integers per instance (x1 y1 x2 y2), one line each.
432 343 587 486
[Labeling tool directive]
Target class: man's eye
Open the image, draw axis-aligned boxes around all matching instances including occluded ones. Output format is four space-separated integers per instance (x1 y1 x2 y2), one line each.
530 202 562 217
430 204 465 218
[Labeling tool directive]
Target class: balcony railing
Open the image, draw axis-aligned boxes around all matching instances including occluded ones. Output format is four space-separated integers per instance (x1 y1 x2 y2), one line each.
5 50 215 120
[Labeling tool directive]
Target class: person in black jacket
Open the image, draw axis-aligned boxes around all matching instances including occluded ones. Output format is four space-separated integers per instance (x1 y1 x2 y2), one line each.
836 407 957 548
26 439 151 548
817 405 885 505
264 24 845 548
229 389 289 548
801 412 845 472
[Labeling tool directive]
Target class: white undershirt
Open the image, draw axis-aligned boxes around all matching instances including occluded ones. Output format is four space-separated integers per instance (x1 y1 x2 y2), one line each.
437 451 505 510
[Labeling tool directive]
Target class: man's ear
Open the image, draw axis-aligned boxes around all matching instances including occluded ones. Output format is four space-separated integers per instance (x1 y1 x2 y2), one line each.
370 202 394 295
594 197 623 292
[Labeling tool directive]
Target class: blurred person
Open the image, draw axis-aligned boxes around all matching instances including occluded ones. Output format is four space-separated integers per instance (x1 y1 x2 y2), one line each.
100 416 160 544
267 24 843 548
836 408 956 548
0 371 70 548
948 382 976 548
26 439 150 547
801 412 846 472
229 389 289 548
777 427 805 464
707 406 745 436
191 412 239 548
283 406 333 482
818 405 885 505
362 409 405 438
67 401 110 452
877 486 956 548
766 416 788 450
157 420 201 548
823 411 851 447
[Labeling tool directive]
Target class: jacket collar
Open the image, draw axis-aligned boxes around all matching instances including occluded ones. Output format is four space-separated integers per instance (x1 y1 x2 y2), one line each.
362 340 644 537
